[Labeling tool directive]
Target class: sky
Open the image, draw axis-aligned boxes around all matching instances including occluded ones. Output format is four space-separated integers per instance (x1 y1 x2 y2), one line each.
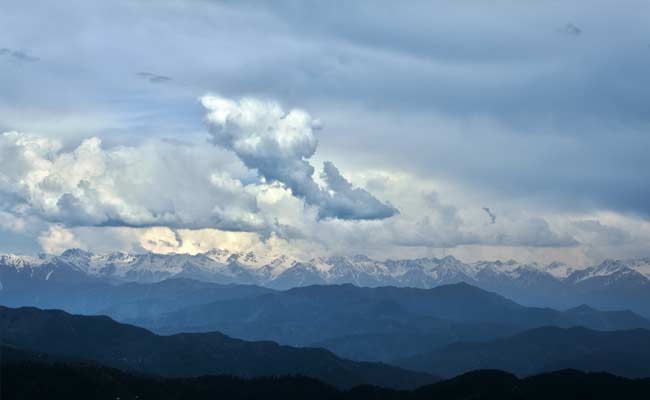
1 0 649 266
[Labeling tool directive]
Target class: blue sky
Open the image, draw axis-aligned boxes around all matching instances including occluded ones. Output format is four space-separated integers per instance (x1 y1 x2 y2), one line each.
1 0 649 265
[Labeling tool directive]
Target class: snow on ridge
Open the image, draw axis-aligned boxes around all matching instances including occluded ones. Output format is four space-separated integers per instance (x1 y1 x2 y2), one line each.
625 258 650 279
542 262 576 279
1 249 650 287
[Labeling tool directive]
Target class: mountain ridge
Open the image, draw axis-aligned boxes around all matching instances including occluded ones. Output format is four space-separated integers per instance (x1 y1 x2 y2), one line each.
4 248 650 285
127 282 650 364
4 250 650 315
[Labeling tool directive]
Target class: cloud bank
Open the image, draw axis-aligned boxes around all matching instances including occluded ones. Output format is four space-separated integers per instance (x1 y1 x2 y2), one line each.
0 111 582 262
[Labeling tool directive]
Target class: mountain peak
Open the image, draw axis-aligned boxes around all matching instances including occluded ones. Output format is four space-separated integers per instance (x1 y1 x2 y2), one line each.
437 255 462 265
60 248 93 259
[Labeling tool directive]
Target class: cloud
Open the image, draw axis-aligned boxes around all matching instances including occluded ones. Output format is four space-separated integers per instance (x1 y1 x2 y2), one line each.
572 219 630 246
422 190 463 229
559 23 582 36
1 1 650 263
318 161 398 219
482 207 496 224
136 72 172 83
38 225 83 254
486 217 578 248
0 211 26 232
0 131 272 232
0 123 587 261
2 0 650 221
201 94 397 220
0 48 39 62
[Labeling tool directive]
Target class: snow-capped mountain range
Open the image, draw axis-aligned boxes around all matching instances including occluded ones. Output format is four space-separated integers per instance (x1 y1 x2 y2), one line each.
3 248 650 314
1 248 649 288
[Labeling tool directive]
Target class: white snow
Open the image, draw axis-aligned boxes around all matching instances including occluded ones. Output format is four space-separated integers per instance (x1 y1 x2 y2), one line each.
2 250 649 288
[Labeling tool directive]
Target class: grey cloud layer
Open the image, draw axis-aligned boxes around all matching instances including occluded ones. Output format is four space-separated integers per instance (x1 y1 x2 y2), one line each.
0 0 640 218
0 0 649 260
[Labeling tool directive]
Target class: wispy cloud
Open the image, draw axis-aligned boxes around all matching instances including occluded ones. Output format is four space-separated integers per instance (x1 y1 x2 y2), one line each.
0 48 39 62
482 207 497 224
136 71 172 83
559 22 582 36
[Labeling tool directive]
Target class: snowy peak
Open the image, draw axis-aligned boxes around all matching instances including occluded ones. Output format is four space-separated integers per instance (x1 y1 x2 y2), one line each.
542 262 575 279
567 259 646 285
625 258 650 279
203 248 231 263
227 251 257 265
0 254 35 270
594 259 631 274
60 248 93 261
472 259 520 274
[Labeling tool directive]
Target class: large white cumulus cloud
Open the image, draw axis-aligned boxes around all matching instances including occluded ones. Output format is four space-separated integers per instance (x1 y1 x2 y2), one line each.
0 131 270 231
201 95 398 220
0 93 399 237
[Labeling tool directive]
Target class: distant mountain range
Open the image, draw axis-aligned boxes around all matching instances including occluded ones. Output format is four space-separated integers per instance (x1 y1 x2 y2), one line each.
131 283 650 362
0 275 274 320
5 272 647 363
0 306 434 390
3 249 650 315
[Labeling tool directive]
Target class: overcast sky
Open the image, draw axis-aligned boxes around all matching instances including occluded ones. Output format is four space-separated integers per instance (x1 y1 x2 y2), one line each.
1 0 649 265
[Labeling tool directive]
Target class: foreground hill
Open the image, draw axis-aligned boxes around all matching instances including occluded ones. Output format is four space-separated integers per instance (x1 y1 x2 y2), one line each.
3 349 650 400
0 306 434 389
396 326 650 378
